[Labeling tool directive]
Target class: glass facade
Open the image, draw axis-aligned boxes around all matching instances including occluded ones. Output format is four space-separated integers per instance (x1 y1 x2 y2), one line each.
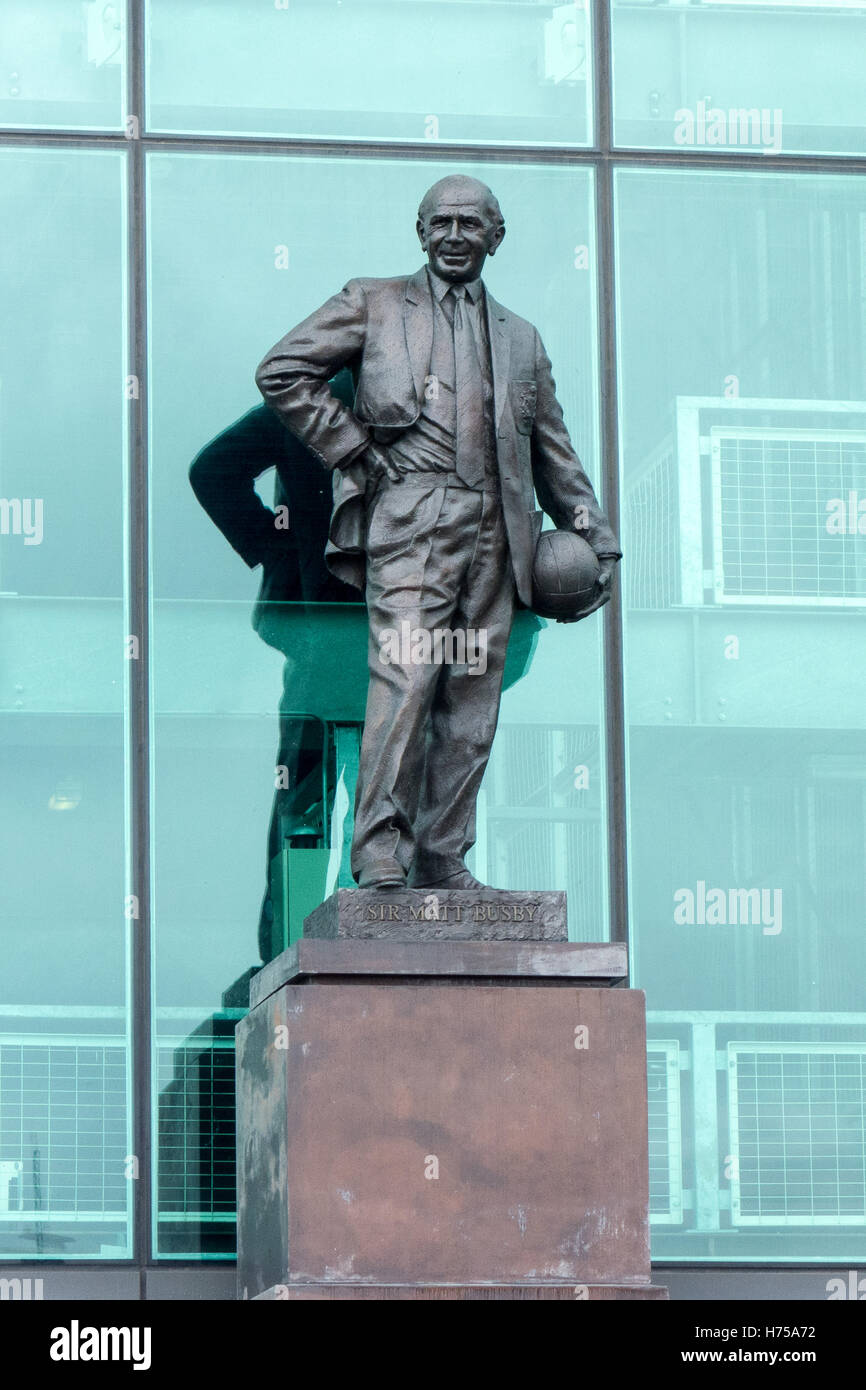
146 0 594 146
0 1 864 1279
0 1 126 131
617 168 866 1259
0 147 131 1258
611 0 866 157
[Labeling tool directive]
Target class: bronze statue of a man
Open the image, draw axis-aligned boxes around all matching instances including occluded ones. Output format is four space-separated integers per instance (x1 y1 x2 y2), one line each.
255 175 621 891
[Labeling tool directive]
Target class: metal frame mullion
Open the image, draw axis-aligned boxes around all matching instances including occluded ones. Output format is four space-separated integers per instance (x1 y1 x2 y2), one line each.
595 160 629 954
126 0 152 1285
1 126 865 176
594 0 629 954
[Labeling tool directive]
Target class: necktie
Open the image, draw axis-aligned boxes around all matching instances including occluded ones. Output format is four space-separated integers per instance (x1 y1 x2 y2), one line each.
450 285 486 488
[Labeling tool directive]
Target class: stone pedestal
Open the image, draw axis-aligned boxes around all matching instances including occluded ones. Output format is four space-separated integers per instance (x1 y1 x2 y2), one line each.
236 891 666 1301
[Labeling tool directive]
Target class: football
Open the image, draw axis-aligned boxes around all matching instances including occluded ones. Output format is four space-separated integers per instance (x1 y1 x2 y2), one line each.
531 529 600 620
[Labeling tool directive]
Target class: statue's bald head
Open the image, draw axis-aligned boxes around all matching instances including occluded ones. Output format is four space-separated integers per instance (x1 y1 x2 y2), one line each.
416 175 506 284
418 175 504 230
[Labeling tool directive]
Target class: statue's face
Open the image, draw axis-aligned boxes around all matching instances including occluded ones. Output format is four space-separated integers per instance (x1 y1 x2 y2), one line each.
417 191 504 284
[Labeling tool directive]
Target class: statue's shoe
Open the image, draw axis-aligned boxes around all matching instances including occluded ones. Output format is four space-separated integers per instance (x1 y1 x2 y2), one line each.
358 859 406 890
409 868 488 891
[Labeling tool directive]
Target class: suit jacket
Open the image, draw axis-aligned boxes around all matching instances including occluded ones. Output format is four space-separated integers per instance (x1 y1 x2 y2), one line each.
255 266 621 605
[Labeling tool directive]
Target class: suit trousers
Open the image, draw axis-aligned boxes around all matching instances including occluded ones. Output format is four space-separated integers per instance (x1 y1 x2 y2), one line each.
351 475 516 883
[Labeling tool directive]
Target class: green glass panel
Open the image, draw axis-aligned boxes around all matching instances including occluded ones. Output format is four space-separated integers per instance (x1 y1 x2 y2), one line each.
148 152 606 1255
146 0 593 146
0 1 125 131
0 148 131 1259
616 167 866 1260
611 1 866 157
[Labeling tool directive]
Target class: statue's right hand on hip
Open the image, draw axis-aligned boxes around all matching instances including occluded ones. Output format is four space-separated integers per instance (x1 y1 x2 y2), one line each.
363 441 404 485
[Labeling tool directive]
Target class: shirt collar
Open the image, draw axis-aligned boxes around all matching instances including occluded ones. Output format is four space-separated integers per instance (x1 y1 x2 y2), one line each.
426 266 484 304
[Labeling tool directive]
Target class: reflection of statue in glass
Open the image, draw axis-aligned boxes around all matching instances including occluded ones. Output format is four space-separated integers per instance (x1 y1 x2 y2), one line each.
255 175 621 894
189 370 357 612
189 372 358 961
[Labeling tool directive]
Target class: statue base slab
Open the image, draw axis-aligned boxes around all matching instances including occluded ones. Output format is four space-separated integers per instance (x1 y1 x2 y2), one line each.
301 886 567 941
